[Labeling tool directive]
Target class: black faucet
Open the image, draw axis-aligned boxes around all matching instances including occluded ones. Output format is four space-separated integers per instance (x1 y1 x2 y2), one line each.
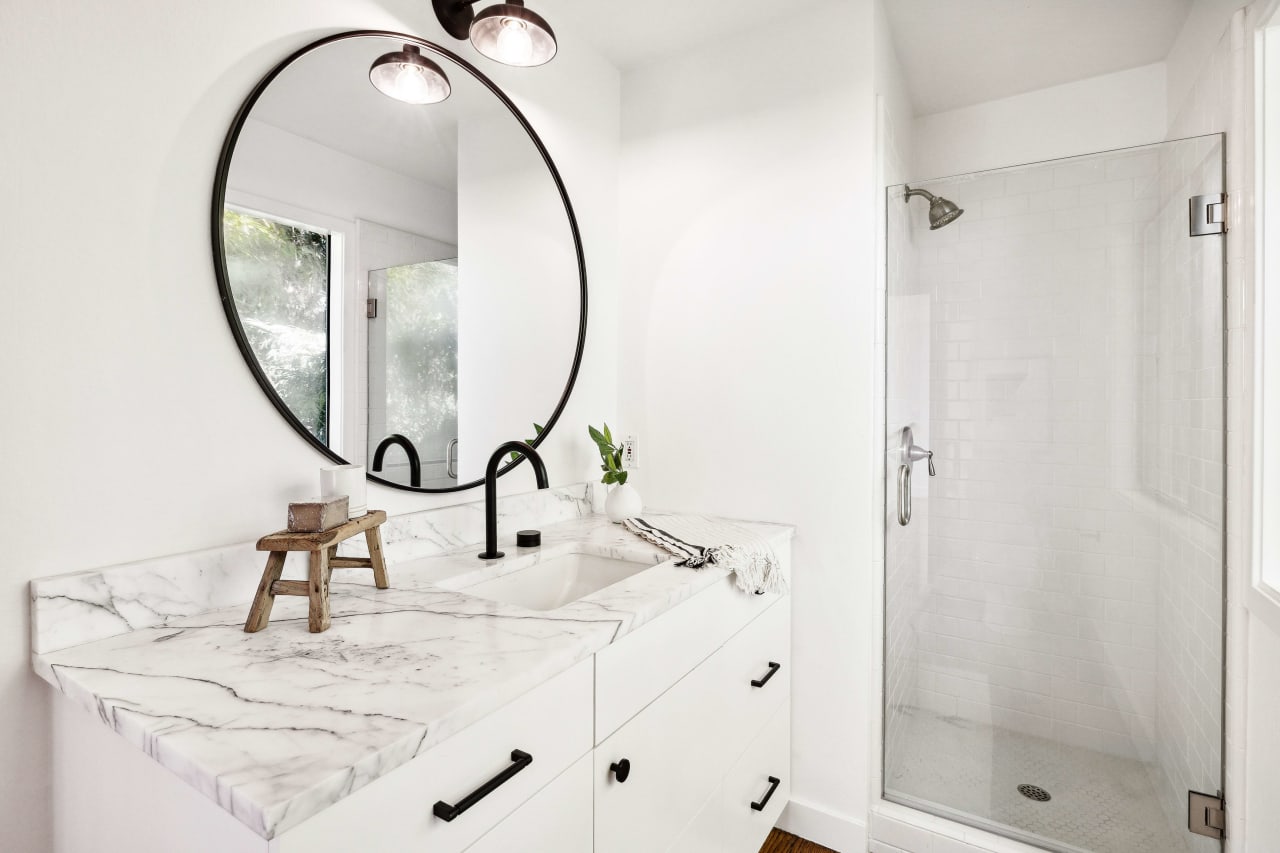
479 441 549 559
372 434 422 488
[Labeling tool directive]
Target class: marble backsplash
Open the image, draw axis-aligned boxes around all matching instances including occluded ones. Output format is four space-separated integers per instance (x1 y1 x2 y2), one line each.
31 483 603 655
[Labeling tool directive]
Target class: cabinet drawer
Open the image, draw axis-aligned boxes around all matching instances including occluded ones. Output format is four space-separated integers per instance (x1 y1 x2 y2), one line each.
668 702 791 853
720 701 791 851
594 599 790 853
595 574 781 742
466 754 593 853
277 658 592 853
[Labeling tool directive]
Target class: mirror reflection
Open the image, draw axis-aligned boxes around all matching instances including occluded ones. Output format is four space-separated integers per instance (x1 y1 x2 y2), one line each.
218 34 583 491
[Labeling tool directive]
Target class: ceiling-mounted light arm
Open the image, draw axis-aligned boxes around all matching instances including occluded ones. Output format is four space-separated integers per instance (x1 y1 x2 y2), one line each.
433 0 558 67
433 0 486 40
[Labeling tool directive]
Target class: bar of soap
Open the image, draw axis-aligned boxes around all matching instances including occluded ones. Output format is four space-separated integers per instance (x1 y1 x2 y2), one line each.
288 496 349 533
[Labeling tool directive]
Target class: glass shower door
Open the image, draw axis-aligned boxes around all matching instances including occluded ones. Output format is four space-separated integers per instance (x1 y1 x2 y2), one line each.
883 135 1225 853
367 259 459 488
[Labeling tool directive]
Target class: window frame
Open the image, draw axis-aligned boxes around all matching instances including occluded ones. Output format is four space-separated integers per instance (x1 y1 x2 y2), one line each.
1251 7 1280 634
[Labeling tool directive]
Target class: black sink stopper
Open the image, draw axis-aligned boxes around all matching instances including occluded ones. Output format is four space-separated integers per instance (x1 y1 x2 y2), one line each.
516 529 541 547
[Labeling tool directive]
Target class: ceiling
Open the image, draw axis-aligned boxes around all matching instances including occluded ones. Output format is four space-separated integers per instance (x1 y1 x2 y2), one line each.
551 0 834 70
882 0 1194 115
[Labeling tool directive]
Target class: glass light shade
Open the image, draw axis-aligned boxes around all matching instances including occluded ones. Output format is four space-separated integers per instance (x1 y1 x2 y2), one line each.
470 3 557 67
368 45 451 104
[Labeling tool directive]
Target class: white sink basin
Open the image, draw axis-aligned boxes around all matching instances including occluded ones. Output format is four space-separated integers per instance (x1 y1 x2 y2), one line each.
447 550 654 611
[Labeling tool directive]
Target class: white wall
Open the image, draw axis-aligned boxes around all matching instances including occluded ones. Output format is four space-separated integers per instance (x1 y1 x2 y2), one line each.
455 111 583 481
618 1 876 847
229 117 458 243
913 63 1167 181
0 2 619 850
1168 0 1254 119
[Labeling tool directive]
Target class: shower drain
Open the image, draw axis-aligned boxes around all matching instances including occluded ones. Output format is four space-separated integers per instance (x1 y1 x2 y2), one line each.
1018 784 1052 802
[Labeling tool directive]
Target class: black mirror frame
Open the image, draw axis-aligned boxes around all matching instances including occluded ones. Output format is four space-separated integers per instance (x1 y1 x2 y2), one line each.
211 30 587 494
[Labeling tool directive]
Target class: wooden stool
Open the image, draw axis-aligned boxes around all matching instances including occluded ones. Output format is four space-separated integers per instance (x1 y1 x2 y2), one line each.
244 510 389 634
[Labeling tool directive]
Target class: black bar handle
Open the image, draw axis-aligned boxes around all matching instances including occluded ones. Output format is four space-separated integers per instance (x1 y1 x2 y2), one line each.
751 776 781 811
433 749 532 822
751 662 781 688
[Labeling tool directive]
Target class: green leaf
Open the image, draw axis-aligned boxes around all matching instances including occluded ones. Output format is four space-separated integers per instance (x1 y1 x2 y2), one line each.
603 423 613 445
588 425 606 446
602 470 620 485
616 471 628 485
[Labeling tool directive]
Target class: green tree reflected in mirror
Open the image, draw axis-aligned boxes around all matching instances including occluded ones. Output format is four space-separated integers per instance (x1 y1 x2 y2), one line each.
223 209 330 443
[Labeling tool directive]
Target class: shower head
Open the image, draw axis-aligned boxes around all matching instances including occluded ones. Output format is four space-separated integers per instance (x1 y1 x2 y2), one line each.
904 185 964 229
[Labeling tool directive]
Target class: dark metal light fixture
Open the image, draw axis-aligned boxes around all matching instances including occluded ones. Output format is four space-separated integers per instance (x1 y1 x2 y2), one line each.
368 44 451 104
433 0 558 67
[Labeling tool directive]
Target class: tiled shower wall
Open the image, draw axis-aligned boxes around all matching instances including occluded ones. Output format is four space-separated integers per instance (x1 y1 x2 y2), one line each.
1145 138 1226 853
887 140 1227 766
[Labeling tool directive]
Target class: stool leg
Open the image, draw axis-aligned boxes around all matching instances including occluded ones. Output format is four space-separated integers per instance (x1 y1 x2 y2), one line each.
366 527 390 589
244 551 287 633
308 549 331 633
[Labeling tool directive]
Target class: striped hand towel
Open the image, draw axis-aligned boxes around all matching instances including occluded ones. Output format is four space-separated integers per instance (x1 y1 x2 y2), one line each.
622 514 788 595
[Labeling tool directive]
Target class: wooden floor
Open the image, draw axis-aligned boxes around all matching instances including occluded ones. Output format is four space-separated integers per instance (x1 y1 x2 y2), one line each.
758 829 837 852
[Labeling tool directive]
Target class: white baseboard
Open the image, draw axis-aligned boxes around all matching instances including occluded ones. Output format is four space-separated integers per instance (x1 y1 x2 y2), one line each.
777 796 868 852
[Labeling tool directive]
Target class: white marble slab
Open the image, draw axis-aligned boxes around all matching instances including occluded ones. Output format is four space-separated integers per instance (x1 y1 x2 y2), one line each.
31 484 598 654
32 504 792 841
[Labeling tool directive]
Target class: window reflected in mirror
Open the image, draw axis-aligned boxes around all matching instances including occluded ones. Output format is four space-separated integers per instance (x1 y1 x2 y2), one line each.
223 208 332 444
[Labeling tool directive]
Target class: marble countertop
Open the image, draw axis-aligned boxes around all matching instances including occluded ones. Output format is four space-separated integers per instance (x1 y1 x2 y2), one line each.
32 509 792 840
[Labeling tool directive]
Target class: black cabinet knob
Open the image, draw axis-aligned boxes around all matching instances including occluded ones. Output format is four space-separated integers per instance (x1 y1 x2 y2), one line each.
610 758 631 783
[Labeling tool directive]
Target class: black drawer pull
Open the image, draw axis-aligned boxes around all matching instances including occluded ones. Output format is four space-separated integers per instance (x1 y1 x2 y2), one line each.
610 758 631 783
433 749 532 822
751 776 781 811
751 662 781 688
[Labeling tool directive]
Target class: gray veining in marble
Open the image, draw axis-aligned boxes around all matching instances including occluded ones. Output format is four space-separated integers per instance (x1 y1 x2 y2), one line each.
31 496 792 841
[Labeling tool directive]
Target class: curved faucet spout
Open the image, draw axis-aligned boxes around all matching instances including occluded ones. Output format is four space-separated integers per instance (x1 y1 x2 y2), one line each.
372 434 422 488
479 441 550 560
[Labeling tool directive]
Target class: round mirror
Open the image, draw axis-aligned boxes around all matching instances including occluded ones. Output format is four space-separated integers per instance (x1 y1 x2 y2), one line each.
212 31 585 492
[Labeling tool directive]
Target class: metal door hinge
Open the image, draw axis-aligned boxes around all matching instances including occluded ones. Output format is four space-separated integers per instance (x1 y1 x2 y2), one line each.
367 298 378 319
1190 193 1227 236
1188 790 1225 839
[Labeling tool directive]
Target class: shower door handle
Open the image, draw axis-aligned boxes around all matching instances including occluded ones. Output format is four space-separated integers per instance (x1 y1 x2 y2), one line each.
897 464 912 526
446 438 459 479
896 426 935 526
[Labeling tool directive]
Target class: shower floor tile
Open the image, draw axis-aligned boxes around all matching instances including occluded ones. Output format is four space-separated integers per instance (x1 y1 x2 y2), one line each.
884 706 1198 853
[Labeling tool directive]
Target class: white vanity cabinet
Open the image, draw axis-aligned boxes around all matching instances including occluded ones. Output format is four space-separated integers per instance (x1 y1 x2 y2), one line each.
594 592 791 853
50 561 792 853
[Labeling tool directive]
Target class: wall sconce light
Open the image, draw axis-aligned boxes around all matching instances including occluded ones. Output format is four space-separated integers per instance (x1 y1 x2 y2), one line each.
369 44 452 104
433 0 558 67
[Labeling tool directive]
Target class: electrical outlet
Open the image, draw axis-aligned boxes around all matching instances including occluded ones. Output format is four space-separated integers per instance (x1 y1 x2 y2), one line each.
622 436 638 469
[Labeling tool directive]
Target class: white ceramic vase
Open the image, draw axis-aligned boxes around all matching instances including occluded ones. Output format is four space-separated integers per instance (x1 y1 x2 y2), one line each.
605 482 643 523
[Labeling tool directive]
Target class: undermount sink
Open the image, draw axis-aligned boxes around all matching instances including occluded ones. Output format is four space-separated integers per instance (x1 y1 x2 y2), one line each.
447 550 654 611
